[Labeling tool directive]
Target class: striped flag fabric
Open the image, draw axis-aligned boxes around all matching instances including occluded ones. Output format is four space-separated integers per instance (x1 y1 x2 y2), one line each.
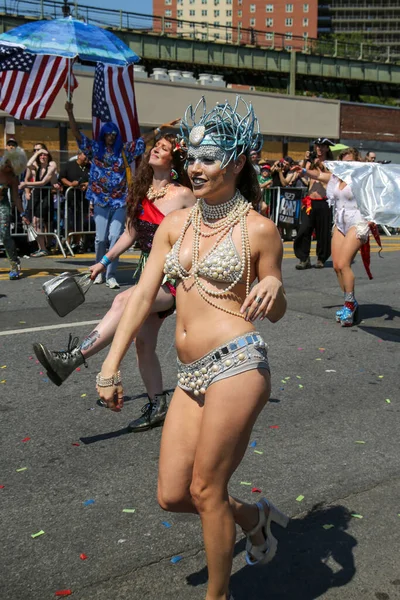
0 43 71 120
92 62 140 142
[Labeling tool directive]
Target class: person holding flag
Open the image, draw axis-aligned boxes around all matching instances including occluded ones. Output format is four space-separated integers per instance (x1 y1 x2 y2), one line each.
65 100 179 289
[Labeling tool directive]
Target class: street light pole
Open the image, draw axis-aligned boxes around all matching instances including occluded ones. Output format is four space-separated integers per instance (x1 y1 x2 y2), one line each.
62 0 71 17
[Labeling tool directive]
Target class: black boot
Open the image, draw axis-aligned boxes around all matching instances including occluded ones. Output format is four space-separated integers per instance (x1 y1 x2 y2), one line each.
295 258 311 270
33 334 86 387
128 393 168 432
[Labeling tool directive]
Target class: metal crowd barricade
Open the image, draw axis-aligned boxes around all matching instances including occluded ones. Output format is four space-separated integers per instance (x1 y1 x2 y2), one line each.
11 185 66 258
63 186 95 257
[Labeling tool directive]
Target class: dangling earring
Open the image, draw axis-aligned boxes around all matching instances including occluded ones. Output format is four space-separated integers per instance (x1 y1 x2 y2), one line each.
170 169 179 180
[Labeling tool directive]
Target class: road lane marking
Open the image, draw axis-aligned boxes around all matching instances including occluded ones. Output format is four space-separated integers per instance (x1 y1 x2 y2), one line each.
0 320 100 336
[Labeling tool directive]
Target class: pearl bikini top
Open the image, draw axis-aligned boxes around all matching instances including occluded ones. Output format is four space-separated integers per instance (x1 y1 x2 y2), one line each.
163 228 243 284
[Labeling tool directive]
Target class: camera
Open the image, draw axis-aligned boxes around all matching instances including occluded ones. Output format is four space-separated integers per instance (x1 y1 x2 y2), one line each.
308 144 317 162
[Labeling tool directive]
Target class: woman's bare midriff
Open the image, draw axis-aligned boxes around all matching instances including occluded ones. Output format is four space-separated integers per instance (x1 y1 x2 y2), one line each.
174 280 256 364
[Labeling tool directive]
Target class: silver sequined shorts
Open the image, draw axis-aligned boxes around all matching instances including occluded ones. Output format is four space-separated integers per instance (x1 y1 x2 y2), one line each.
177 332 270 397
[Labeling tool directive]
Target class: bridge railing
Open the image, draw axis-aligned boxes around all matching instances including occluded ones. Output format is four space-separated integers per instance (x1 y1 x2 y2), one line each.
1 0 396 64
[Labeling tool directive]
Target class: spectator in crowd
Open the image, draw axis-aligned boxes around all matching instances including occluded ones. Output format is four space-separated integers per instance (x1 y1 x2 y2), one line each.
271 157 306 188
258 162 272 216
24 143 58 179
65 101 179 289
59 151 91 253
293 138 334 269
250 149 260 174
0 147 29 279
19 149 58 257
5 137 18 152
365 151 376 163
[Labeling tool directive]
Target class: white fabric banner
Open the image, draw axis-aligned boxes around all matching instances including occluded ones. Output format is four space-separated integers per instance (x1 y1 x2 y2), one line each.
324 161 400 228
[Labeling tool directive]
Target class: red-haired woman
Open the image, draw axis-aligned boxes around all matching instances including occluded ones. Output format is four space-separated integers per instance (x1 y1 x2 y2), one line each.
33 134 195 430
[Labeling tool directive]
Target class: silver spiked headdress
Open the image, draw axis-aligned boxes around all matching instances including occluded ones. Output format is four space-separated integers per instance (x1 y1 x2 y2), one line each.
180 96 263 169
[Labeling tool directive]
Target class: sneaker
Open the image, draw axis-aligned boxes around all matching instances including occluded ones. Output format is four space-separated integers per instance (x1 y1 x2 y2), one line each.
9 269 21 280
32 334 86 387
128 393 168 432
335 306 345 323
30 249 49 258
106 277 120 289
94 273 105 284
295 258 311 270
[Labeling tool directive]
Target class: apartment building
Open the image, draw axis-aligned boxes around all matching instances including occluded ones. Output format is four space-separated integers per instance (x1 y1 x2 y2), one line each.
318 0 400 60
153 0 318 46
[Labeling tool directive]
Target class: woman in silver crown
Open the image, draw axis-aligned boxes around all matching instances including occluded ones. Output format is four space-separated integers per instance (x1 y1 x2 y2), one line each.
96 98 288 600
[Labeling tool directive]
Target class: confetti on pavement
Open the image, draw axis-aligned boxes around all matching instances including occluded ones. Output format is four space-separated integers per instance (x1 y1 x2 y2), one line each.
81 394 87 398
252 487 262 493
355 441 366 444
296 495 305 502
80 553 88 560
171 556 183 564
269 425 279 429
254 450 264 455
83 499 95 506
22 437 30 442
31 530 45 538
386 399 391 404
55 591 72 597
122 508 136 513
162 521 172 528
240 482 252 486
16 467 27 472
323 524 334 530
351 514 363 519
249 441 257 448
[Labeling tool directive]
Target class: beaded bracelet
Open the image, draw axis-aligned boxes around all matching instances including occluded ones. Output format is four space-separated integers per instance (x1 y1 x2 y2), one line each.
96 370 122 387
100 255 111 267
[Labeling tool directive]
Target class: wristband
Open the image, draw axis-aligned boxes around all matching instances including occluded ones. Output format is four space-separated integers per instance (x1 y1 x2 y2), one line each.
96 370 122 387
302 168 307 175
100 255 111 267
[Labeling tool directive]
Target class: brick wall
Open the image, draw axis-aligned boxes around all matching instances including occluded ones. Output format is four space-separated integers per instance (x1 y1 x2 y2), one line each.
341 103 400 144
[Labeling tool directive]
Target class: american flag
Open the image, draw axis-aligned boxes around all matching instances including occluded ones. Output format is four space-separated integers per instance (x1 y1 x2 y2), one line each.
0 43 71 120
92 62 140 142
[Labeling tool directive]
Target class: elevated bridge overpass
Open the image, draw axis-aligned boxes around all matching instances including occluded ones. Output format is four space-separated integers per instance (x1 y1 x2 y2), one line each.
1 3 400 100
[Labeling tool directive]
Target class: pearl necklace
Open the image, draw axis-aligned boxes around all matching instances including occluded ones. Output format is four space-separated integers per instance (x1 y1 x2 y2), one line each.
199 191 240 222
147 183 170 200
172 191 252 318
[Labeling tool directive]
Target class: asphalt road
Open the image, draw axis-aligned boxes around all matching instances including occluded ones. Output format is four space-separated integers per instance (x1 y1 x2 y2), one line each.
0 238 399 600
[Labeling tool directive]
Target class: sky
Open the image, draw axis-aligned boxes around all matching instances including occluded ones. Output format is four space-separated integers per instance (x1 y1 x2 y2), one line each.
79 0 152 15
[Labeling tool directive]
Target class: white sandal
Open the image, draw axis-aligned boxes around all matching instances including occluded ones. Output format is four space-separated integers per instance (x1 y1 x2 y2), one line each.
243 498 289 566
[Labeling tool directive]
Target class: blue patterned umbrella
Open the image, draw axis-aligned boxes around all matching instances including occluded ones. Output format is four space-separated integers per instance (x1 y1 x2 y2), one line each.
0 17 140 65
